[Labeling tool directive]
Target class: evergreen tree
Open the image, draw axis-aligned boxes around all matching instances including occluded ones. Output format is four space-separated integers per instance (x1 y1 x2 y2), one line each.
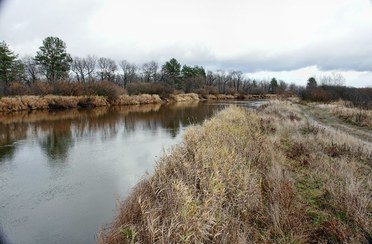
307 77 317 89
35 37 72 82
162 58 181 87
0 41 18 84
270 77 278 93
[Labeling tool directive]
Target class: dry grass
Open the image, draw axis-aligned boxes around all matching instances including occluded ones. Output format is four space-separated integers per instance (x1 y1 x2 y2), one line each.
316 102 372 129
99 100 371 243
168 93 200 103
0 94 163 112
112 94 162 106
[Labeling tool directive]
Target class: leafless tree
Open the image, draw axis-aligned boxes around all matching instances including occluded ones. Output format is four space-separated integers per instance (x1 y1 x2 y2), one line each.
230 70 244 92
85 55 97 82
22 56 40 84
319 72 345 86
119 60 137 87
141 61 158 82
71 55 97 82
97 57 117 81
71 57 86 82
206 70 216 86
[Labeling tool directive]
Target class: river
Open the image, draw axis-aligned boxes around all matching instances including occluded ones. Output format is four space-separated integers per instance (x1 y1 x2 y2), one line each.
0 100 263 244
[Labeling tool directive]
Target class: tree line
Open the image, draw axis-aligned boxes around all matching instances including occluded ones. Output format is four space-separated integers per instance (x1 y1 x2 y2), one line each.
0 36 297 97
302 76 371 108
1 36 370 107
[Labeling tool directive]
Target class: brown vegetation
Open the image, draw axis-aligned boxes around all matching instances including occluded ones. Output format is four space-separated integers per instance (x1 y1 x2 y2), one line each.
301 85 372 109
5 80 127 99
100 101 371 243
316 101 372 129
0 94 162 112
202 94 271 100
168 93 200 103
112 94 162 106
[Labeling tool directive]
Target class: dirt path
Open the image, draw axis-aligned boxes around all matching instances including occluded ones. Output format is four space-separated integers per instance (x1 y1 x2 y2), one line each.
298 103 372 146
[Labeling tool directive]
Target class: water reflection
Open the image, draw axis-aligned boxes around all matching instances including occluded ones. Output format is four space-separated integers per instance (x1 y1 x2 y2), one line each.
39 126 73 162
0 103 219 164
0 123 28 162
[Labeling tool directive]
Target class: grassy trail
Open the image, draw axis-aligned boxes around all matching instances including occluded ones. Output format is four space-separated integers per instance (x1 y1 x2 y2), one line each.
299 103 372 145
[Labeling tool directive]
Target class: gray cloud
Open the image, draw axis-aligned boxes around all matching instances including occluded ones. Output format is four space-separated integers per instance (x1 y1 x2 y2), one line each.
1 0 372 77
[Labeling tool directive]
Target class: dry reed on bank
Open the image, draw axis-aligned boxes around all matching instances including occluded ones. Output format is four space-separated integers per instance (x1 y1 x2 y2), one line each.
112 94 162 106
0 94 163 112
168 93 200 103
100 100 371 243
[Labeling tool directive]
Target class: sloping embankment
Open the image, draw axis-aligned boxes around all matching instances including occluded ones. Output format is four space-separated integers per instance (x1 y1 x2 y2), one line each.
100 101 371 243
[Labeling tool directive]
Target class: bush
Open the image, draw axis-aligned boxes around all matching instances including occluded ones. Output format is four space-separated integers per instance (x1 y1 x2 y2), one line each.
301 86 372 108
52 81 85 96
193 86 218 96
127 82 173 97
30 81 53 95
6 81 30 95
87 81 126 100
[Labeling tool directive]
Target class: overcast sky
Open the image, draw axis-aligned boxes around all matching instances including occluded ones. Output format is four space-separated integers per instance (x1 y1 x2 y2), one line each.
1 0 372 87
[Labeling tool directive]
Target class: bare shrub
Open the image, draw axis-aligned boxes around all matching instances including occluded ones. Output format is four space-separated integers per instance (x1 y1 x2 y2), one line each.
6 81 30 95
87 81 126 100
126 82 172 97
52 80 85 96
30 81 53 95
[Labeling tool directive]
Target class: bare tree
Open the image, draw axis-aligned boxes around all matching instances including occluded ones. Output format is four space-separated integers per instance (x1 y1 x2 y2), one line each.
97 57 117 81
71 57 86 82
22 56 40 84
119 60 137 87
206 70 216 86
71 55 97 82
85 55 97 82
230 70 243 92
141 61 158 82
319 72 345 86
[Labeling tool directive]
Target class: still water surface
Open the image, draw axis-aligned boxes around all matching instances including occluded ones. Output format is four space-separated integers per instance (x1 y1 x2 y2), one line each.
0 100 262 244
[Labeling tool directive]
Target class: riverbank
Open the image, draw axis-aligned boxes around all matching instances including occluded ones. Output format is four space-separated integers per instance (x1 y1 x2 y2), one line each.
0 93 276 113
99 100 371 243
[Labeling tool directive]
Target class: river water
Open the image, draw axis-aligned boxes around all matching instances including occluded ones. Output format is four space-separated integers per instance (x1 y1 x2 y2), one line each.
0 100 263 244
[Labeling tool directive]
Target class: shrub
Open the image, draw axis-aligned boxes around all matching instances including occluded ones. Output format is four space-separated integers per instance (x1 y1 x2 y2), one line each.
52 80 85 96
87 81 126 100
30 81 53 95
6 81 29 95
126 82 173 97
301 86 372 108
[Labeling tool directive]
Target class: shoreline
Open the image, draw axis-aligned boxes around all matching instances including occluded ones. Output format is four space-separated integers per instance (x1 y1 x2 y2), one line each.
0 93 274 113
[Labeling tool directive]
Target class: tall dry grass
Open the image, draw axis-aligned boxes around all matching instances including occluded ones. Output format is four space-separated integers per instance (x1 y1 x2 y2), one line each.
168 93 200 103
317 102 372 129
100 100 371 243
0 94 163 112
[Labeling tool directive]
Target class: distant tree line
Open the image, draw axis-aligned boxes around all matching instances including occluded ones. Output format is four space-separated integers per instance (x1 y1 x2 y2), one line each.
301 76 372 108
0 36 300 97
1 36 370 106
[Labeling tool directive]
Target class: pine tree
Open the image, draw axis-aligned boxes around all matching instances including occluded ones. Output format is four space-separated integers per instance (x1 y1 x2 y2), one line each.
35 37 72 82
0 41 18 84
